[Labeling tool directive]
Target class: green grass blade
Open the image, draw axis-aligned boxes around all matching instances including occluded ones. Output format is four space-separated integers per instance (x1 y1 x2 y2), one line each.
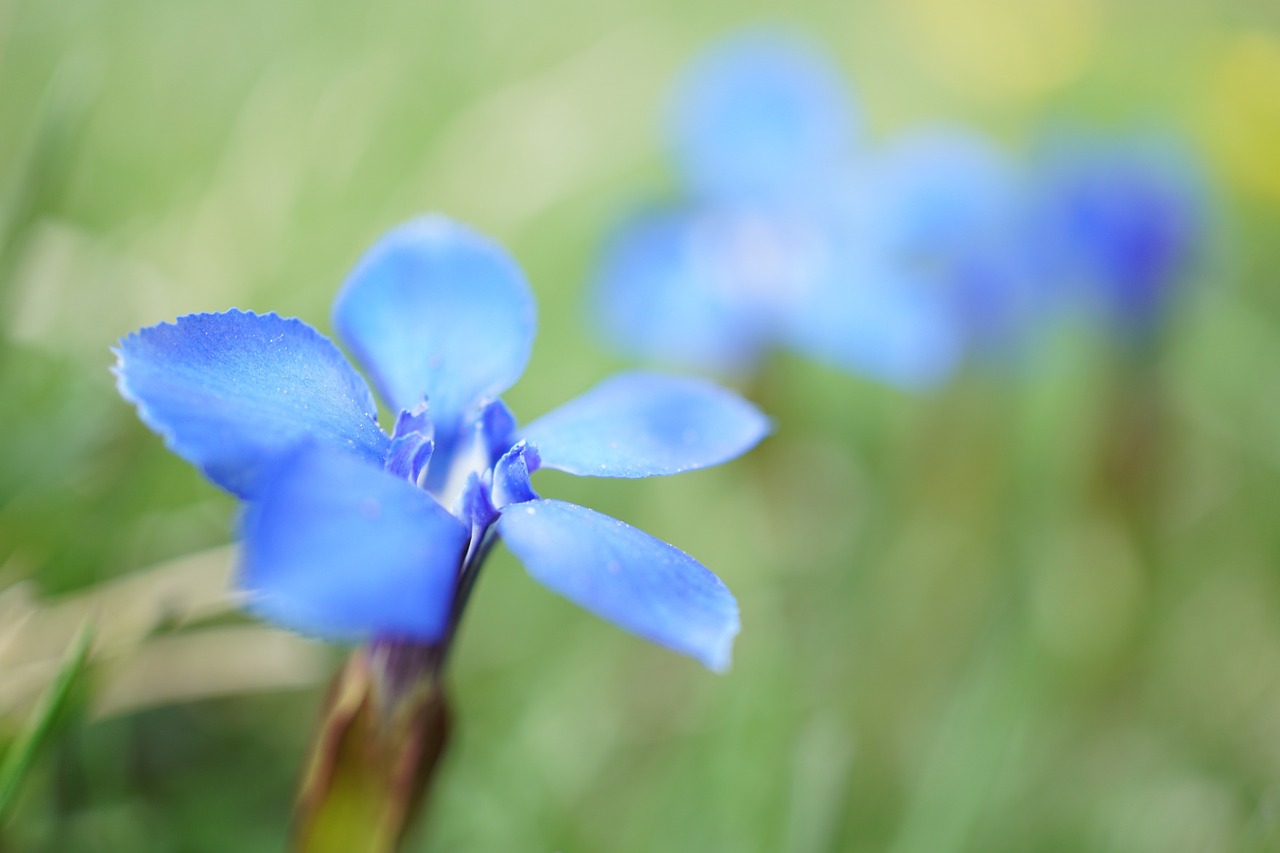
0 625 92 824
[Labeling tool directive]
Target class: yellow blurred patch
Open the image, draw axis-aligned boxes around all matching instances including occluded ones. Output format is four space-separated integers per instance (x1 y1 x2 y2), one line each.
1206 32 1280 199
901 0 1099 102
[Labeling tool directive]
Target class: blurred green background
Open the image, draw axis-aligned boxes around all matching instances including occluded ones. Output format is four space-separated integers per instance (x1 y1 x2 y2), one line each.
3 0 1280 850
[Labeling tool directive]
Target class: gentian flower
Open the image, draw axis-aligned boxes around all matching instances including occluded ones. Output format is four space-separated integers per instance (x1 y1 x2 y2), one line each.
114 216 768 672
593 30 959 389
1028 133 1204 341
852 126 1046 361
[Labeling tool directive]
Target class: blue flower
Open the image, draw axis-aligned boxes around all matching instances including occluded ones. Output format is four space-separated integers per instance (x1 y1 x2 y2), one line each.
592 31 967 388
1027 133 1204 338
114 216 769 671
853 126 1048 361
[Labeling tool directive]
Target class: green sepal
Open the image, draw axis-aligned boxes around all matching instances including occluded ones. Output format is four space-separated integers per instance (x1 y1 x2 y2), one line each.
292 645 450 853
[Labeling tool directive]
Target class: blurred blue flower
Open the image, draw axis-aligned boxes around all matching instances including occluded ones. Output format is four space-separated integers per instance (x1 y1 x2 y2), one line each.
1028 133 1204 339
594 32 980 388
115 216 768 671
854 126 1048 361
668 30 856 205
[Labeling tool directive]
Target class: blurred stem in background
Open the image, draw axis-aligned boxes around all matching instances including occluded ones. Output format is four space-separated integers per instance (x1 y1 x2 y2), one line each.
0 62 89 337
1093 348 1165 578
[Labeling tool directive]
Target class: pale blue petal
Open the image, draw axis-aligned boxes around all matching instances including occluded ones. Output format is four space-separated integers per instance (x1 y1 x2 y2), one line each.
784 260 963 388
240 444 469 642
521 372 769 478
114 311 389 499
671 30 856 202
861 127 1017 257
333 216 536 427
594 210 765 372
498 500 739 671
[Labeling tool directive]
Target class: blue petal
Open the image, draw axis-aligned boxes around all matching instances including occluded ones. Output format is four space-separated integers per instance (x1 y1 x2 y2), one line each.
521 372 769 478
455 472 499 566
239 444 470 643
392 402 434 442
333 216 536 428
470 398 518 468
593 209 765 372
860 127 1017 258
497 499 739 671
114 311 390 499
670 30 856 202
387 402 435 483
491 441 540 509
386 433 433 484
784 259 963 388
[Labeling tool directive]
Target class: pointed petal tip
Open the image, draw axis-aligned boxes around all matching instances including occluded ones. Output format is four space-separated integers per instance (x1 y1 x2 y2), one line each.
700 612 741 674
498 499 741 671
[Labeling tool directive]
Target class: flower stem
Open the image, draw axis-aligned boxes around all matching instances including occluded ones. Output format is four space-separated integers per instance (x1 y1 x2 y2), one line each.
291 645 450 853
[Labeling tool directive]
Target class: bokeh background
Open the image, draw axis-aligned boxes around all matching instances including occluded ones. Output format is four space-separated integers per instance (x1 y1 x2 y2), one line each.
3 0 1280 850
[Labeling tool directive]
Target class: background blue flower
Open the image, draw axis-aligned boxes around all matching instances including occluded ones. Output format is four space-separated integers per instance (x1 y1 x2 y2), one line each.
115 216 768 671
596 31 867 378
593 32 1042 388
852 125 1053 363
1026 132 1206 341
